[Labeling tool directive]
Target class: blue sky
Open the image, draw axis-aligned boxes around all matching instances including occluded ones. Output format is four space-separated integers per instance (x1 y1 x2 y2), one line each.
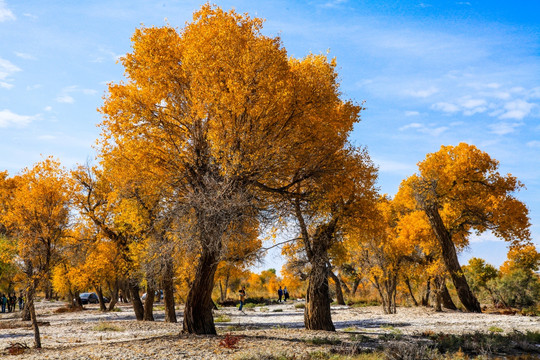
1 0 539 270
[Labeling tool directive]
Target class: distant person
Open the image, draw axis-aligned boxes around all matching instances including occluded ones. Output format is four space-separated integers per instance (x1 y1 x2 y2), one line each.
18 291 23 311
238 286 246 311
278 286 283 302
9 293 16 312
0 293 6 313
283 286 289 301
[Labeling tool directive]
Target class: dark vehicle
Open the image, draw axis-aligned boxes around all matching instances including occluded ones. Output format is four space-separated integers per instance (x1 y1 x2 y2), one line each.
79 292 110 305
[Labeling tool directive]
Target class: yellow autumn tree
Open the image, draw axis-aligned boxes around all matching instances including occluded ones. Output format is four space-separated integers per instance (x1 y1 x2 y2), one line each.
1 158 71 348
98 4 364 334
400 143 531 312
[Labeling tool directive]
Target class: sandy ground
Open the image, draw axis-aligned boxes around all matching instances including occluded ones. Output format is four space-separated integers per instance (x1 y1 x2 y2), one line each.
0 300 539 359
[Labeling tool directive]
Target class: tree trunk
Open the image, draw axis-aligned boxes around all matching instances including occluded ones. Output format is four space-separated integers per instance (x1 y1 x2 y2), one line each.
421 277 431 307
129 282 144 321
329 270 345 305
95 286 107 311
404 277 418 306
143 285 155 321
163 260 177 323
351 278 360 295
182 248 219 334
440 280 457 310
305 256 335 331
424 205 481 313
107 281 119 311
27 284 41 348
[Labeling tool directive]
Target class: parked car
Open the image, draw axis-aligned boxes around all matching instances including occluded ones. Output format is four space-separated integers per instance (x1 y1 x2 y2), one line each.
79 292 110 305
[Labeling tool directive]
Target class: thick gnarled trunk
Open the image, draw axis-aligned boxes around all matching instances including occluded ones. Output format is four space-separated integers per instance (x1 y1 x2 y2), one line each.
305 256 335 331
182 249 219 334
425 206 481 312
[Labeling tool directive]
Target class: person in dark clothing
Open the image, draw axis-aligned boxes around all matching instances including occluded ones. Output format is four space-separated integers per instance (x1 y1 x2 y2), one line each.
283 286 289 301
238 286 246 311
277 286 283 302
0 294 6 313
18 291 23 311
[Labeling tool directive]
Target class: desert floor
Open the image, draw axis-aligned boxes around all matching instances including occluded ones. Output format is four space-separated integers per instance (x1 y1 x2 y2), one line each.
0 300 539 359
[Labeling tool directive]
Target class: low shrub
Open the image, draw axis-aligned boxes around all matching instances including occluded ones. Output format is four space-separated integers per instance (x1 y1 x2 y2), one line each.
92 322 124 332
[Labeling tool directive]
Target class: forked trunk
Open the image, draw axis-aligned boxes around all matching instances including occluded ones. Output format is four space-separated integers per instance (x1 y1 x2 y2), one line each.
163 261 177 323
129 282 144 321
95 286 107 311
305 257 335 331
425 205 481 313
404 277 418 306
421 277 431 307
107 282 119 311
182 249 219 334
143 286 155 321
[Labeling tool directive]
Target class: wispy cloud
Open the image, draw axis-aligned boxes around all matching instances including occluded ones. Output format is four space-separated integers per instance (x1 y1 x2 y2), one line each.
15 52 36 60
56 95 75 104
405 111 420 116
526 141 540 148
0 57 20 89
0 0 15 22
55 85 98 104
499 99 535 120
319 0 348 9
0 109 38 127
489 121 524 135
405 86 439 98
399 122 449 137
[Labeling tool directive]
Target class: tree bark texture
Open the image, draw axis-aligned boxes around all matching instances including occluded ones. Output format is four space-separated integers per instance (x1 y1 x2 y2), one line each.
305 257 335 331
182 248 219 334
163 260 177 323
129 282 144 321
424 205 481 313
143 285 155 321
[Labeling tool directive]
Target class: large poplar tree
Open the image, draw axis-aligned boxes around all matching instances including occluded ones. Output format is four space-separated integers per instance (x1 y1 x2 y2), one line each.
99 5 361 334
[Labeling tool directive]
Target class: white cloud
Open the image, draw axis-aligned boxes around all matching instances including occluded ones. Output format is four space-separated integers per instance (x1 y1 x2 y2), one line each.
0 81 13 89
44 106 52 111
499 99 535 120
56 95 75 104
406 86 439 98
399 122 448 137
526 141 540 148
15 52 36 60
0 109 38 127
489 121 523 135
0 0 15 22
0 57 21 88
320 0 347 8
26 84 42 90
432 102 460 113
405 111 420 116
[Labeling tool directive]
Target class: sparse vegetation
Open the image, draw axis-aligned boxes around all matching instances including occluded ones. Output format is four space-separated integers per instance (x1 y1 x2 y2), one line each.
92 322 124 332
214 314 232 323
